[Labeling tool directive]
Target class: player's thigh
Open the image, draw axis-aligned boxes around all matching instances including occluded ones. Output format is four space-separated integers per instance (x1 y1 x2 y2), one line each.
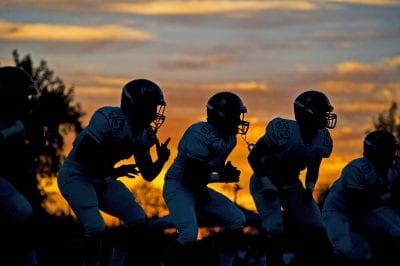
99 179 146 225
201 189 245 228
0 176 32 223
361 206 400 237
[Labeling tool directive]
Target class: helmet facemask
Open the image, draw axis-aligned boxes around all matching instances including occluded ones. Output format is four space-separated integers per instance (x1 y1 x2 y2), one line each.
238 109 250 135
325 111 337 129
151 103 166 131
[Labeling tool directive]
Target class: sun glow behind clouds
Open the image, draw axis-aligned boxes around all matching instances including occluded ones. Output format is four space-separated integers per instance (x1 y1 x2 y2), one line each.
0 20 155 42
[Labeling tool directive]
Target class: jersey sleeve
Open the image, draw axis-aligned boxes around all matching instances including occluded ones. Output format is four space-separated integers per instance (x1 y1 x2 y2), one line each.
342 163 365 190
262 118 290 147
183 126 210 161
322 129 333 158
85 109 111 144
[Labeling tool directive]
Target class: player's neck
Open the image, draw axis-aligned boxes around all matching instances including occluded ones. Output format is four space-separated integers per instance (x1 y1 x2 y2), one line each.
299 123 317 145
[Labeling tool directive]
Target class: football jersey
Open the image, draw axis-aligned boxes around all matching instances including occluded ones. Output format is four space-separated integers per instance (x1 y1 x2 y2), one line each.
261 117 333 184
325 157 390 212
166 121 236 181
65 106 156 170
0 120 27 177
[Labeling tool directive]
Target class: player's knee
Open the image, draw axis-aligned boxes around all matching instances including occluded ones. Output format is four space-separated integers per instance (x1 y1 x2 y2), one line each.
84 222 106 238
261 219 284 236
14 203 33 224
178 229 198 246
227 210 246 228
124 212 147 228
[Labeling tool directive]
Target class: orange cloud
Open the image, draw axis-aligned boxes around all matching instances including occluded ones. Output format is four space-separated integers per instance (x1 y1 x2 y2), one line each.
202 81 269 92
164 81 269 92
339 101 389 113
160 54 235 69
105 1 317 15
329 0 400 6
317 80 375 94
336 55 400 75
0 20 155 42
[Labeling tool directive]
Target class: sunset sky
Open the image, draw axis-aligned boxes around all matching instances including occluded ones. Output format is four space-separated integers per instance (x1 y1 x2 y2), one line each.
1 0 400 213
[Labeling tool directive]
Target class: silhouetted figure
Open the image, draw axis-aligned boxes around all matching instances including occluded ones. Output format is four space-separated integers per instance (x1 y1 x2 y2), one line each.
0 66 39 266
162 91 250 266
322 130 400 266
57 79 171 266
248 90 337 266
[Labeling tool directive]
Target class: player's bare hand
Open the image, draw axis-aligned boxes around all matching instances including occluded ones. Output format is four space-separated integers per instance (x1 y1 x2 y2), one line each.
156 137 171 162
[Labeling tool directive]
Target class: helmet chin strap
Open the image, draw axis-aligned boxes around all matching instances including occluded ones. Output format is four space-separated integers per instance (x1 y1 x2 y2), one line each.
240 134 255 152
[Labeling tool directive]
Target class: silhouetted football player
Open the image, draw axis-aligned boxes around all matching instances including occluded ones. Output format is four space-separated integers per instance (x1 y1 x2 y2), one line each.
163 91 250 266
58 79 171 266
248 90 337 266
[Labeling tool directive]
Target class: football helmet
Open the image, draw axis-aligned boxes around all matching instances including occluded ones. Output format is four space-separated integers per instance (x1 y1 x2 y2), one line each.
0 66 37 118
207 91 249 136
363 130 400 169
0 66 37 98
294 90 337 129
120 79 166 131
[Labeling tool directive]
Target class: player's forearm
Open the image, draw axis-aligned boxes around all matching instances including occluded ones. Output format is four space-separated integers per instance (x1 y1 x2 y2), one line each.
0 120 26 143
140 158 166 181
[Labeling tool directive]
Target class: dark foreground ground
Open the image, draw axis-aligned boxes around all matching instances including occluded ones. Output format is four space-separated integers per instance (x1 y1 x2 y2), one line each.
0 212 396 266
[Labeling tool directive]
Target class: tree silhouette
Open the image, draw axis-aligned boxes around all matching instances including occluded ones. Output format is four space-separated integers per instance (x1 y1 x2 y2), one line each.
10 50 85 214
372 101 400 138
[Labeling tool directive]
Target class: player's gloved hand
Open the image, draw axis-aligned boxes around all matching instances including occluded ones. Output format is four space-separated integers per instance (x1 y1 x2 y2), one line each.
302 188 314 204
156 137 171 163
111 164 140 179
219 161 241 183
263 188 278 201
